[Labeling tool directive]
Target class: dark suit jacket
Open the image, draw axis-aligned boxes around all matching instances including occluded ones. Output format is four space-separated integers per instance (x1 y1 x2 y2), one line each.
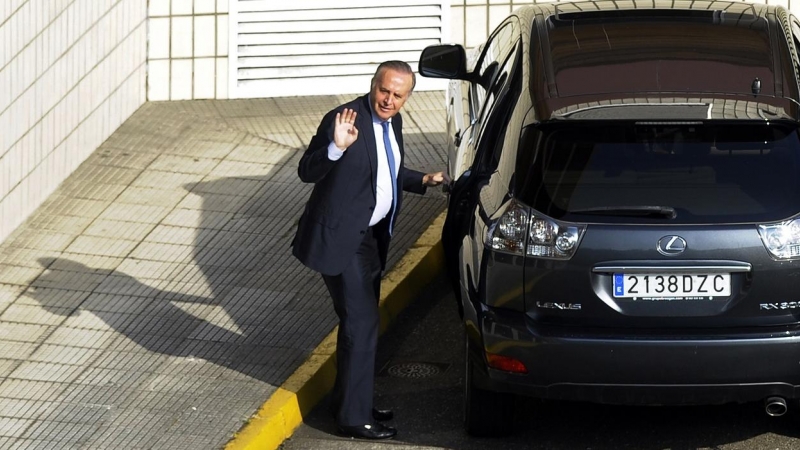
292 94 426 276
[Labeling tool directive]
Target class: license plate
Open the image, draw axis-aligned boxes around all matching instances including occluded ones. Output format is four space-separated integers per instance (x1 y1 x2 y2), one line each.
613 273 731 299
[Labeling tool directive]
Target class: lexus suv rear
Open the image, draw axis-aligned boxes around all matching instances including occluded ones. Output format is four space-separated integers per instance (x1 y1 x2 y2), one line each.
419 0 800 437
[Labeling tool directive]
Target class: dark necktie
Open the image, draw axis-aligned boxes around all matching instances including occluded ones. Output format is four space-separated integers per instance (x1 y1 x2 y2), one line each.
381 121 398 235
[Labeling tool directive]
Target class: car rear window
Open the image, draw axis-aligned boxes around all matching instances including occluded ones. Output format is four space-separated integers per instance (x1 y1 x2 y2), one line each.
544 11 785 100
517 122 800 224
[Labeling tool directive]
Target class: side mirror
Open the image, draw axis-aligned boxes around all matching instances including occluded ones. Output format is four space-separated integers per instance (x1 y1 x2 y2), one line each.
418 44 469 80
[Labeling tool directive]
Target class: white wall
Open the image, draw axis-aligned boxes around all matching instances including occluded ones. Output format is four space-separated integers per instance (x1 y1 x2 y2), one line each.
0 0 148 244
146 0 230 101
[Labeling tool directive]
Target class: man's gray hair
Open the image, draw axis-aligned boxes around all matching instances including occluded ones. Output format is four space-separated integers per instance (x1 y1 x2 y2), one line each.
371 60 416 93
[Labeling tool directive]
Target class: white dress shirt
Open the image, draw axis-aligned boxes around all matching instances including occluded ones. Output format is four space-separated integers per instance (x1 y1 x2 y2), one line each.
325 114 401 227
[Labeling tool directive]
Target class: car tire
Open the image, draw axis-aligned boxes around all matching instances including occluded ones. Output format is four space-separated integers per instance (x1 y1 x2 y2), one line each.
463 332 515 437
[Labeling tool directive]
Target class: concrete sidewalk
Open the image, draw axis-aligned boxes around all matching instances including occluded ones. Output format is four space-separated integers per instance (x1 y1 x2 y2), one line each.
0 92 447 449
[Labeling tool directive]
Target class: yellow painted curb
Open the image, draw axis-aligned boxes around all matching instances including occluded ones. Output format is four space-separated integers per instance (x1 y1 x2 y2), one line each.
225 211 446 450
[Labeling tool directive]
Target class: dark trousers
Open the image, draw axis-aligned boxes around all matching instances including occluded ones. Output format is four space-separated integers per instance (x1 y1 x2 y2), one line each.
322 227 382 426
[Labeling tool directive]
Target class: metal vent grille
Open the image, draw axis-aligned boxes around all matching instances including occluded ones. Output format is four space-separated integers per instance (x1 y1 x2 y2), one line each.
229 0 448 98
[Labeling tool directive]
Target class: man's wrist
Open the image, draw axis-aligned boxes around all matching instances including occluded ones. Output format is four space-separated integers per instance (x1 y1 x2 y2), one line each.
327 141 345 161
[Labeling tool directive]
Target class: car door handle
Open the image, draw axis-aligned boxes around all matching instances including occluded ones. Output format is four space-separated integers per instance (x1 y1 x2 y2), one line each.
454 130 462 147
442 180 453 194
443 173 461 194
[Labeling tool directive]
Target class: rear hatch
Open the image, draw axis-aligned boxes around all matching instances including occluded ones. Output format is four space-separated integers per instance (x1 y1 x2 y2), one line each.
512 121 800 328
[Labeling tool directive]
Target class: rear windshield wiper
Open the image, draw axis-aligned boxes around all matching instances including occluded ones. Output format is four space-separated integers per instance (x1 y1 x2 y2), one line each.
568 206 677 219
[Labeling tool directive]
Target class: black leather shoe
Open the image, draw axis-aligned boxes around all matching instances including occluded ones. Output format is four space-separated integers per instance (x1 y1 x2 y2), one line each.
372 407 394 421
338 422 397 440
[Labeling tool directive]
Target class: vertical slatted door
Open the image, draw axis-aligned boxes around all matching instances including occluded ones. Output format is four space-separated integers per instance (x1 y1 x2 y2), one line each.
229 0 449 98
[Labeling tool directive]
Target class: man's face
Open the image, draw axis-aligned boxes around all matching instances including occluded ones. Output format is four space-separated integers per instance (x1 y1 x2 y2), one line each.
370 69 413 122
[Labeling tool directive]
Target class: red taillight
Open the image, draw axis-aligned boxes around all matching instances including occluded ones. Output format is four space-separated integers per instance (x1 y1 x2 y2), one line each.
485 352 528 374
485 199 585 260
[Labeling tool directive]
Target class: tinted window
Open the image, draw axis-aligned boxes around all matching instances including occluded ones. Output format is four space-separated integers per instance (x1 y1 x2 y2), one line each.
472 20 517 124
544 14 783 99
474 42 520 148
518 123 800 223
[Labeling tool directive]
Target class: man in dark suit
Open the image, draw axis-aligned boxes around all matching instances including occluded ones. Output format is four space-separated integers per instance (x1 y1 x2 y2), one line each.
292 61 448 440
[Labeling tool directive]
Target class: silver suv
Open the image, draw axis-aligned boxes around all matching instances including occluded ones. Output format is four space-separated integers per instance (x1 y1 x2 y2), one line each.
419 0 800 437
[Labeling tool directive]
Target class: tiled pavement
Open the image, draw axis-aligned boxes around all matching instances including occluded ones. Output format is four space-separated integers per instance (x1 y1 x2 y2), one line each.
0 92 448 449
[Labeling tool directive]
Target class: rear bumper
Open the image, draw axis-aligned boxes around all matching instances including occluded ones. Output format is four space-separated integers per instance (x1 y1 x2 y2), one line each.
475 306 800 405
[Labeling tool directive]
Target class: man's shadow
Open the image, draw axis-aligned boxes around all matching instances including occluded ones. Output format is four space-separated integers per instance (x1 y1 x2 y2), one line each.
28 172 337 385
23 122 447 389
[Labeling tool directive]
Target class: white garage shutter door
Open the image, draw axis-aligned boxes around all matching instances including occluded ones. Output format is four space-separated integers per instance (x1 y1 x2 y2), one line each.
229 0 449 98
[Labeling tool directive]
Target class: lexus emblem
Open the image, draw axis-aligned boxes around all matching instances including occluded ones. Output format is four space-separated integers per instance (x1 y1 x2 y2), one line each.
657 236 687 256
